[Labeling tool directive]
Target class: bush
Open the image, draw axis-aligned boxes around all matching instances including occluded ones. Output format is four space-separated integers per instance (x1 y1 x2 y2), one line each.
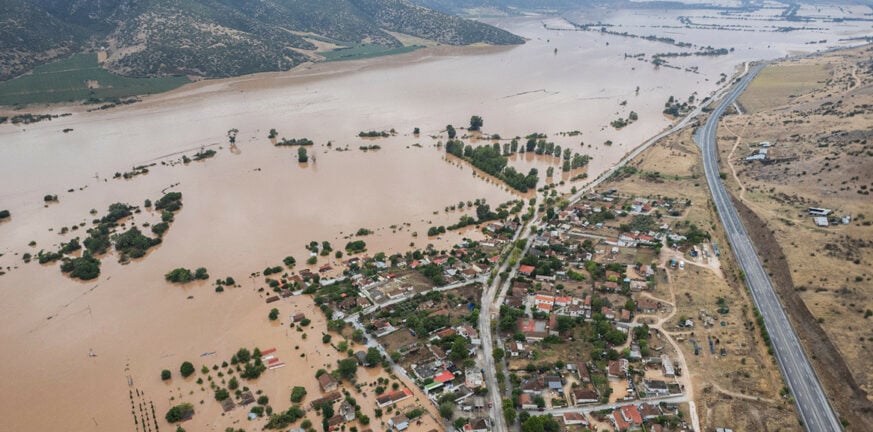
60 253 101 280
151 222 170 236
161 369 171 380
165 268 193 283
155 192 183 211
165 403 193 423
215 388 230 401
290 386 307 402
194 267 209 280
345 240 367 254
180 361 195 378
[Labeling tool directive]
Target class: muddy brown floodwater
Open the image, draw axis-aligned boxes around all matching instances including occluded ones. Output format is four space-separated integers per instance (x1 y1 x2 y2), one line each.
0 9 867 432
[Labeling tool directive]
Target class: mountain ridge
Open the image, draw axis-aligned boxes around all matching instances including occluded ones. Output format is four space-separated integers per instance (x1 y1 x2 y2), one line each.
0 0 525 80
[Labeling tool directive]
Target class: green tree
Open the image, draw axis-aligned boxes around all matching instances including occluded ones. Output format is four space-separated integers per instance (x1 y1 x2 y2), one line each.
180 361 195 378
439 402 454 419
290 386 307 402
469 116 483 131
493 347 505 361
337 358 358 380
446 124 456 139
269 308 279 321
450 337 469 362
165 403 193 423
298 147 308 163
365 347 381 366
322 334 332 344
215 388 230 401
161 369 171 380
165 268 193 283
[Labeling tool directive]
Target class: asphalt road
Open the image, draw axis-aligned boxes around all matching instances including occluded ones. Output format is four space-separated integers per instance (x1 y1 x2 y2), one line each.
695 64 842 432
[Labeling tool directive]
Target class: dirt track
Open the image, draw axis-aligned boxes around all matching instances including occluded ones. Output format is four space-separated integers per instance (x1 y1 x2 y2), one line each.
732 195 873 431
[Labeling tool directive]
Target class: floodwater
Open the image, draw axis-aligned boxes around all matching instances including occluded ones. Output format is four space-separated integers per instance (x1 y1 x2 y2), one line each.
0 8 868 431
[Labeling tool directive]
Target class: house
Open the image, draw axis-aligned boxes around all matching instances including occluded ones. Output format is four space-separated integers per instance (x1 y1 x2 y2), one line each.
613 405 643 431
465 368 484 388
643 379 670 396
518 318 549 341
388 415 410 431
555 296 572 307
521 376 545 393
339 400 356 422
629 280 648 292
661 354 675 377
620 309 631 322
290 313 306 323
562 412 589 426
355 351 370 367
548 315 559 336
518 265 536 276
327 415 346 429
637 299 658 313
534 295 555 307
519 393 538 410
572 388 599 405
544 375 563 392
458 324 479 340
463 418 489 432
638 403 661 420
508 341 524 357
376 388 413 408
576 363 591 383
607 359 629 380
453 385 475 403
318 373 338 392
434 369 456 385
309 392 342 409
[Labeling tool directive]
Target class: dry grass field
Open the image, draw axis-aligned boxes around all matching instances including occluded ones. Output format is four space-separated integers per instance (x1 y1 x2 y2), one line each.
719 44 873 430
737 63 830 113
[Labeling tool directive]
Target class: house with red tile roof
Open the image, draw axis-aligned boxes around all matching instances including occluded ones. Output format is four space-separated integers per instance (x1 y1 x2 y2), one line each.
518 265 536 276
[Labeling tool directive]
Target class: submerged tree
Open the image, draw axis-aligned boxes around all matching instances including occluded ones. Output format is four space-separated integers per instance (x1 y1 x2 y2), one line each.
469 115 483 131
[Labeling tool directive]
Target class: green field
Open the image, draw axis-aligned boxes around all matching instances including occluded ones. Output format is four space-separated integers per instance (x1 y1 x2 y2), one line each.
0 53 191 106
321 44 423 62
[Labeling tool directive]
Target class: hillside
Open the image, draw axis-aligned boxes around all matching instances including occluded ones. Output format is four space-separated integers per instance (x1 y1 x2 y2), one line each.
0 0 524 81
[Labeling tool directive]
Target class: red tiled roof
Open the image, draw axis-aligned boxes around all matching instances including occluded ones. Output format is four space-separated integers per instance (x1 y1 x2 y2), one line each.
434 370 455 383
518 265 535 274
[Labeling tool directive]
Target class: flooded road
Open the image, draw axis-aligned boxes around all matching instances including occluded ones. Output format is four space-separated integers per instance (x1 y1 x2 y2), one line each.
0 8 868 431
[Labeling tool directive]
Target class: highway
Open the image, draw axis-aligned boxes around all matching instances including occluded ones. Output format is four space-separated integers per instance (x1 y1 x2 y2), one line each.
695 64 842 431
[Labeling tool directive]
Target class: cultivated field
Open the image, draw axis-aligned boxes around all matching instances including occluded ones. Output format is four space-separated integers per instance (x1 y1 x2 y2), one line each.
0 53 189 106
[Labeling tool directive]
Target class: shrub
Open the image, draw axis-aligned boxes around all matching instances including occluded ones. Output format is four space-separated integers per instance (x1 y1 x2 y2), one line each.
165 268 192 283
165 403 193 423
290 386 307 402
180 361 195 378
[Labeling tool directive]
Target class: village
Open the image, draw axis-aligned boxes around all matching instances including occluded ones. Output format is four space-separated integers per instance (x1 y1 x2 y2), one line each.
205 185 734 432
